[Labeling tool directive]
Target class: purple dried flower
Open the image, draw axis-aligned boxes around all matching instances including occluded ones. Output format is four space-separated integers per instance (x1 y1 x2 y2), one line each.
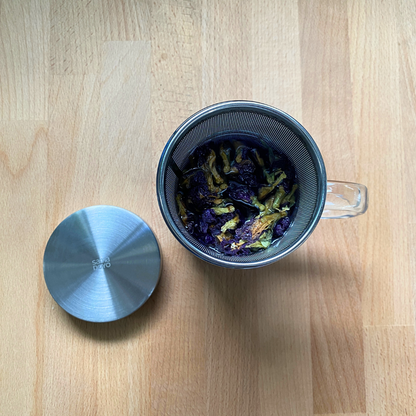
210 212 236 235
188 185 211 210
219 238 251 256
236 162 258 187
228 185 254 204
273 217 291 238
202 208 216 224
280 179 291 194
235 218 256 244
194 144 210 167
198 234 216 246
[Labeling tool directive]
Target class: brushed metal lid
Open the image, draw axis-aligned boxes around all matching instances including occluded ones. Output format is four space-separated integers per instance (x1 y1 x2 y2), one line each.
43 205 161 322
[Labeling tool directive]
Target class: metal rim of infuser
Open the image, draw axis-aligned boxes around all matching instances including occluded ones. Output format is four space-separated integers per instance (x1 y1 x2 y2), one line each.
43 205 161 323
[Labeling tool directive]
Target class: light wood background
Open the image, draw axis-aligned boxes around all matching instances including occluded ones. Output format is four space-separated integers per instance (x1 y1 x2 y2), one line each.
1 0 415 415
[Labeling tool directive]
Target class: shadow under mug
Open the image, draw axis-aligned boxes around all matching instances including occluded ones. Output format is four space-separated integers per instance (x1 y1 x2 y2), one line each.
157 100 368 269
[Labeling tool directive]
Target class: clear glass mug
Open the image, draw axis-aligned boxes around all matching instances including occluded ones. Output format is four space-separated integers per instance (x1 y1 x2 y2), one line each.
157 101 368 269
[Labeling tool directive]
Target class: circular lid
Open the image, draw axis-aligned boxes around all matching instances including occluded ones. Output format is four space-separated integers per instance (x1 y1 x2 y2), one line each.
43 205 161 322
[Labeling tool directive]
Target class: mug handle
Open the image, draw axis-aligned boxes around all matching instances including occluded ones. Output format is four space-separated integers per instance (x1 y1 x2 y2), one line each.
321 181 368 219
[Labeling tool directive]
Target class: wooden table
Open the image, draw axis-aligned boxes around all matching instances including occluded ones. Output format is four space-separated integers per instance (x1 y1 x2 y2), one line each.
1 1 415 415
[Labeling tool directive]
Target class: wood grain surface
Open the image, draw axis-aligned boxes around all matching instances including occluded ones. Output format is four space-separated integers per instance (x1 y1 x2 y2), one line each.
1 1 415 415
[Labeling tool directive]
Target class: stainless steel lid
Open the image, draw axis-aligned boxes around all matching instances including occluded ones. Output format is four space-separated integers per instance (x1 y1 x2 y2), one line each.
43 205 161 322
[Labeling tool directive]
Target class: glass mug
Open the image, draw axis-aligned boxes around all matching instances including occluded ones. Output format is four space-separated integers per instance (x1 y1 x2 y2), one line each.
157 101 368 269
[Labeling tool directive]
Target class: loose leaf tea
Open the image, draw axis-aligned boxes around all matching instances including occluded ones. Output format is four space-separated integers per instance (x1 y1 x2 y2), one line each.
176 137 298 256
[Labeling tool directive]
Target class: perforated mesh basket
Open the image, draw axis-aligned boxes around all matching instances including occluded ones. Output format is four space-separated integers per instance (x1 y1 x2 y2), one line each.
156 101 326 269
